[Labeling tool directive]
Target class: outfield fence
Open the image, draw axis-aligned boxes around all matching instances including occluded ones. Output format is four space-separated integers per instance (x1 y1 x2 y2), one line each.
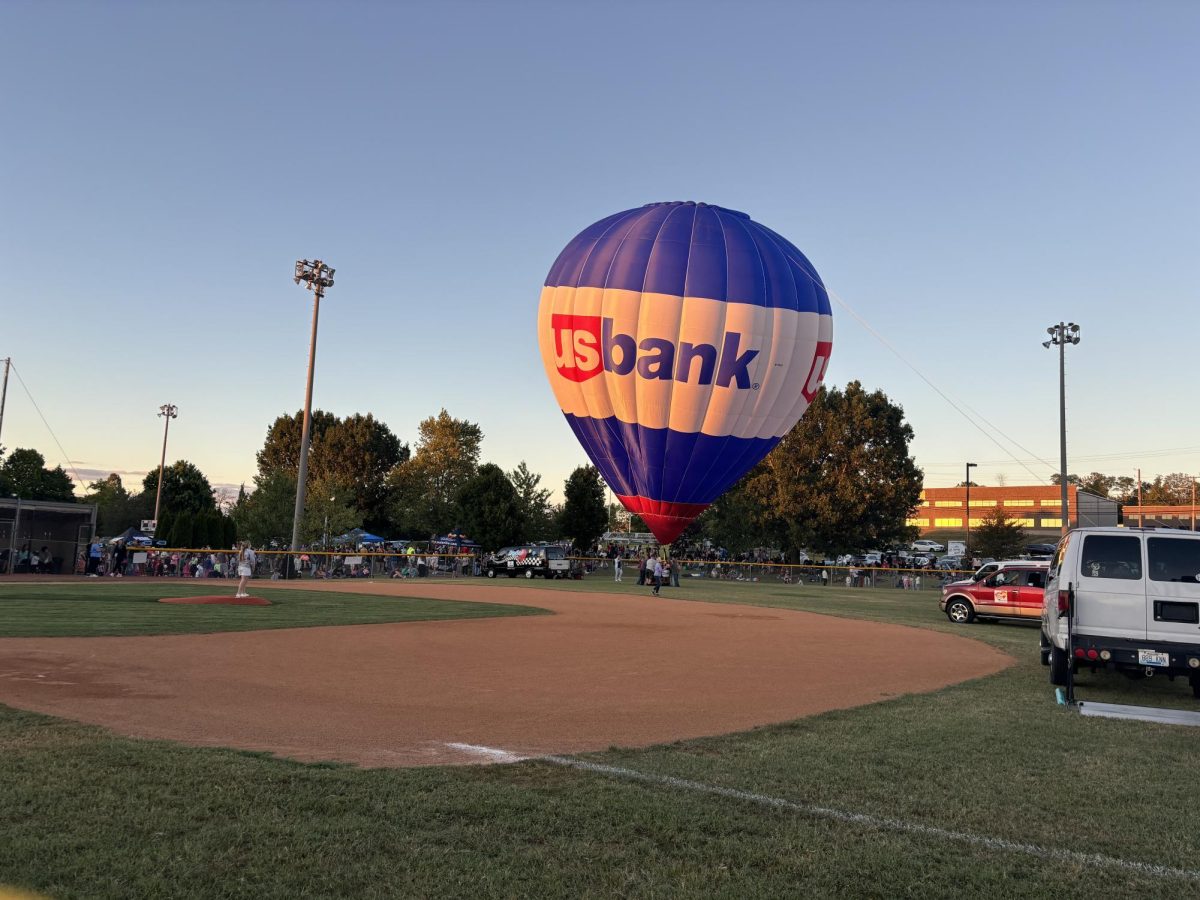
79 547 971 592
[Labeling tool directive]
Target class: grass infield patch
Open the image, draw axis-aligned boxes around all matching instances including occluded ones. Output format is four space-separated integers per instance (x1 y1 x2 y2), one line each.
0 582 544 637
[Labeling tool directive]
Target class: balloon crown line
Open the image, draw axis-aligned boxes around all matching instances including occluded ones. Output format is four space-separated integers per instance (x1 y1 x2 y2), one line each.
642 201 750 219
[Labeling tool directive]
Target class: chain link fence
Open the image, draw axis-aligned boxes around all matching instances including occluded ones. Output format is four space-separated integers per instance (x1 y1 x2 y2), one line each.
569 557 972 591
71 547 974 592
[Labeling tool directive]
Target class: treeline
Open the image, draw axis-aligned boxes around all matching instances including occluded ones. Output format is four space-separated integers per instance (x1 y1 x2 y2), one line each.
8 384 933 556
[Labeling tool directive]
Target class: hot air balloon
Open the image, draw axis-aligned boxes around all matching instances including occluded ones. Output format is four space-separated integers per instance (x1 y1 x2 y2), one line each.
538 201 833 545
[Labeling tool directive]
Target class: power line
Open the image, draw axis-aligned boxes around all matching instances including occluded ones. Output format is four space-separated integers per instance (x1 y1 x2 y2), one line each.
7 360 86 487
921 444 1200 469
824 286 1055 484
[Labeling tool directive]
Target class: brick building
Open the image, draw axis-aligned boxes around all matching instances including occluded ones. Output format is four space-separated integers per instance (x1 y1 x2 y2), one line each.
908 485 1119 535
1119 504 1199 531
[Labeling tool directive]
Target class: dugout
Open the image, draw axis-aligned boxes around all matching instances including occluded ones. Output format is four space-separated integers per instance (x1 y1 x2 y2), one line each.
0 498 96 575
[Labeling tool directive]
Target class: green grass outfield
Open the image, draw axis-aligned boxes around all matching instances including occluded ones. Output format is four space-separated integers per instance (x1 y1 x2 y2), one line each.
2 577 1200 899
0 581 543 637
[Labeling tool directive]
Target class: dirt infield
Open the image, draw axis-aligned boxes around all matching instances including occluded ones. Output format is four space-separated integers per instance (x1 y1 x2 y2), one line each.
0 581 1011 767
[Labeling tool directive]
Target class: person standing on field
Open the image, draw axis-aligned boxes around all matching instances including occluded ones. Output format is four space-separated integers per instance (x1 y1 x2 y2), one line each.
650 554 663 596
613 548 623 583
235 542 257 598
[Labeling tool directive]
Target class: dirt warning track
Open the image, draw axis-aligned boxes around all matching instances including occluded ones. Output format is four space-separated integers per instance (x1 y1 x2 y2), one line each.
0 582 1010 766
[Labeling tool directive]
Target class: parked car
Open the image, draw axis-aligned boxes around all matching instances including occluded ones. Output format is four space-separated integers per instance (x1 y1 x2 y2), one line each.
941 563 1049 624
1040 527 1200 696
935 556 964 571
947 558 1045 586
912 539 945 553
485 545 570 579
1025 543 1057 558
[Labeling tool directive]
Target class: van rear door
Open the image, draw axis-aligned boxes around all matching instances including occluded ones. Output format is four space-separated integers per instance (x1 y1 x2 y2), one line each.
1145 535 1200 644
1074 533 1146 640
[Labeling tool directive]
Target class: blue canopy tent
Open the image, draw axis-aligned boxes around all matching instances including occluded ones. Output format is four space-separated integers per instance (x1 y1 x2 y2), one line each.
332 528 387 545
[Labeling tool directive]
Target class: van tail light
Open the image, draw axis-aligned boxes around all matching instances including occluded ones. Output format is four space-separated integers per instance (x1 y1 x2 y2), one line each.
1057 590 1071 615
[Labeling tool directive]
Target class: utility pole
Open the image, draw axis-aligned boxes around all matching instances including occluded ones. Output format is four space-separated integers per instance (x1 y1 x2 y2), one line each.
964 461 977 559
1191 476 1196 532
0 357 10 450
1137 467 1144 527
1043 323 1080 534
153 404 178 523
289 259 335 575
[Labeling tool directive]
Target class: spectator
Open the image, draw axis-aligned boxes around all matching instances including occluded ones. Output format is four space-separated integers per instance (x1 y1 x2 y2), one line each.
87 540 102 575
111 541 128 577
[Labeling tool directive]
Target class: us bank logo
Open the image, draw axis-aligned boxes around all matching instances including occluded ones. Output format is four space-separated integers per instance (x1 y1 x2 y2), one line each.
550 314 761 389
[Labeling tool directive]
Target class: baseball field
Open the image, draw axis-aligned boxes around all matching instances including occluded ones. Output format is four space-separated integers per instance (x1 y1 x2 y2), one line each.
1 576 1198 899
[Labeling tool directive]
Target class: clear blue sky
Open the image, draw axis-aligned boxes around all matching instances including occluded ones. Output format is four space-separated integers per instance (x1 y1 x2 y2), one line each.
2 0 1197 503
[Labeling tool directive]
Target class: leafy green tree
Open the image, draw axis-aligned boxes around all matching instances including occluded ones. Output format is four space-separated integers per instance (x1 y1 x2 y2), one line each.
508 461 554 541
85 473 142 534
300 477 362 545
692 488 776 556
740 381 923 556
1144 473 1195 505
232 470 298 548
256 410 407 531
0 448 76 501
387 410 482 537
457 464 525 551
155 508 173 543
559 465 607 551
142 461 215 517
973 506 1026 560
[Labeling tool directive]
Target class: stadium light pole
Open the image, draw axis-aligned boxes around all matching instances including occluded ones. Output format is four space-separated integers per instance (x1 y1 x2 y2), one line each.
289 259 335 573
964 462 977 560
0 357 10 449
153 404 178 524
1043 322 1080 535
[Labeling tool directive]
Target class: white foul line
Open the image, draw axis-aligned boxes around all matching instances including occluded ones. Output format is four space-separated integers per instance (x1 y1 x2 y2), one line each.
443 742 530 763
450 746 1199 883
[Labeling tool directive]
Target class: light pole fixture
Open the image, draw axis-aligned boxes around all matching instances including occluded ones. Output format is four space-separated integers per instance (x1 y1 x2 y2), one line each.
289 259 335 570
153 404 179 524
965 462 977 560
1043 322 1080 535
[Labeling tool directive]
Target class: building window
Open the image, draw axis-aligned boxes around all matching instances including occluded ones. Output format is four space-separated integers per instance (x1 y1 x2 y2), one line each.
933 501 962 508
1042 518 1063 528
1004 500 1035 507
1041 499 1061 507
1011 518 1036 528
969 499 996 507
934 518 963 528
968 517 986 528
906 518 929 527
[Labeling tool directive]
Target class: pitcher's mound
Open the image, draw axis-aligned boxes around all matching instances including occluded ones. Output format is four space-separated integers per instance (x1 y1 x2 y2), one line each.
159 595 271 606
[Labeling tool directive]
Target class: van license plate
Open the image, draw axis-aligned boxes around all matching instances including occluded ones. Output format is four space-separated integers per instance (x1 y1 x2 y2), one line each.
1137 650 1170 667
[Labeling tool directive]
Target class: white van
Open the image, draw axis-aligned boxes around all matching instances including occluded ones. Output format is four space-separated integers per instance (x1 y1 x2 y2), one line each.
1040 527 1200 697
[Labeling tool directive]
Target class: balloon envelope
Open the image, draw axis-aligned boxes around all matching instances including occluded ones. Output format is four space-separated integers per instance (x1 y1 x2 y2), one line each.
538 201 833 544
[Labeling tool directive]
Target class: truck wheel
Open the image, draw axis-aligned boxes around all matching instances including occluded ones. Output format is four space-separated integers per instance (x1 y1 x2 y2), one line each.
525 569 535 579
945 597 975 624
487 568 496 579
1049 645 1069 686
1039 631 1051 666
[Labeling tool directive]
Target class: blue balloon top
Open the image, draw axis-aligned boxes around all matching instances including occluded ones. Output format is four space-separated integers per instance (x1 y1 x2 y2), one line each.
544 201 830 314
